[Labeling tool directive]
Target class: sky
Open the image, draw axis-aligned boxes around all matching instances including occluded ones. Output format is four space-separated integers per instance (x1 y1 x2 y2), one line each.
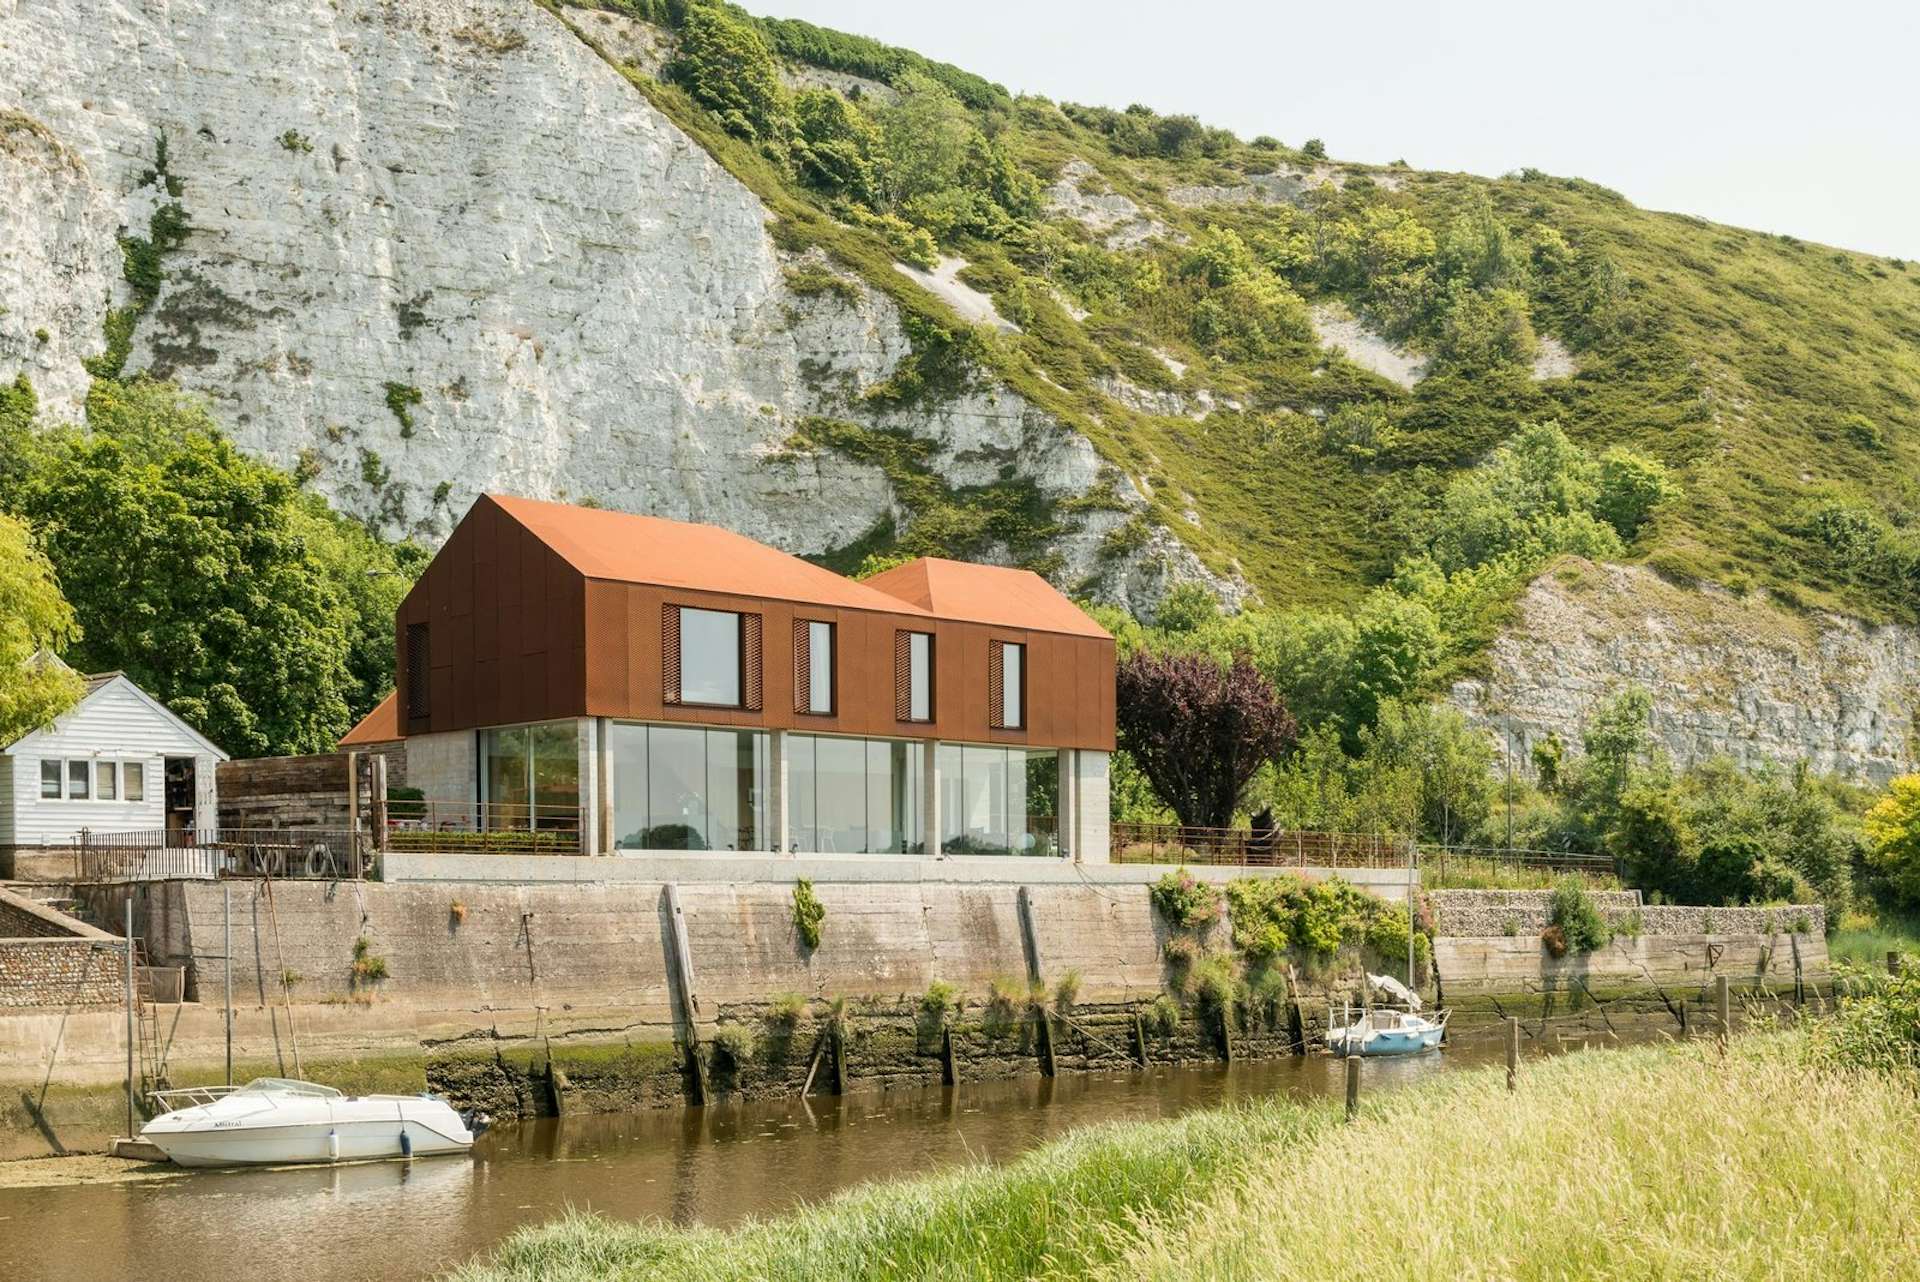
755 0 1920 261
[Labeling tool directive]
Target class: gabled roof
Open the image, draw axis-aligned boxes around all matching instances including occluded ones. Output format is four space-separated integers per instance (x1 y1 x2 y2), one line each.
862 558 1112 639
486 495 932 616
3 671 230 760
339 691 400 747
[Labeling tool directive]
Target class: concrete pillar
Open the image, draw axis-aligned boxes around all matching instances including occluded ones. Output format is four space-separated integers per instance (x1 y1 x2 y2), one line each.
575 717 600 857
1056 750 1076 861
769 729 791 855
1074 750 1111 865
923 739 943 858
595 717 614 856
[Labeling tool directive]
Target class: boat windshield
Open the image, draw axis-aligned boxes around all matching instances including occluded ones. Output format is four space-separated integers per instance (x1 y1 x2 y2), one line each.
237 1078 345 1098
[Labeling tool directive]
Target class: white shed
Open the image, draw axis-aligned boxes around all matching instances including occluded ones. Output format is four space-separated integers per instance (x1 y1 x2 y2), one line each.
0 671 227 849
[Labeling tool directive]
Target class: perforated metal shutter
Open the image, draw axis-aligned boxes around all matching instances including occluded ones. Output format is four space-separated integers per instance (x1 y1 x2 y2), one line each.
405 623 430 719
793 619 811 713
894 630 912 721
743 613 764 711
988 639 1006 728
662 605 682 705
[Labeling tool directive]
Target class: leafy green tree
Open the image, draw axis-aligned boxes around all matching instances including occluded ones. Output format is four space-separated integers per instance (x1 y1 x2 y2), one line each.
1864 775 1920 909
792 87 880 203
0 512 84 743
669 3 789 141
878 71 976 211
6 380 407 756
1346 590 1443 737
1154 581 1220 633
1595 448 1678 540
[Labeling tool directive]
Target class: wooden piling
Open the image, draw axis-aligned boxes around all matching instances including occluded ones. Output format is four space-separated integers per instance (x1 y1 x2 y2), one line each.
831 1016 849 1096
941 1026 957 1086
1344 1053 1360 1121
1889 951 1902 978
1678 1000 1689 1037
664 884 708 1106
1791 933 1805 1007
1505 1015 1519 1092
1131 1010 1149 1067
1715 974 1732 1042
1036 1008 1058 1077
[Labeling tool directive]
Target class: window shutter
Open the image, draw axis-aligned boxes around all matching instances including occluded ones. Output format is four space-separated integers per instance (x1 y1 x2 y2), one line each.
405 623 431 719
743 613 764 711
894 630 912 721
988 639 1006 728
662 605 682 705
793 619 811 713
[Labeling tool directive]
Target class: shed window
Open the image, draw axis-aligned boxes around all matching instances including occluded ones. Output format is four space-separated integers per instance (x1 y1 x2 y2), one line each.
97 761 117 801
124 761 145 802
67 760 90 800
405 623 430 719
40 760 61 799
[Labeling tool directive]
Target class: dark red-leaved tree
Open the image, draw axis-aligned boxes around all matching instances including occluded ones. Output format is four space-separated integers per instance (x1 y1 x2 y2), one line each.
1116 651 1297 829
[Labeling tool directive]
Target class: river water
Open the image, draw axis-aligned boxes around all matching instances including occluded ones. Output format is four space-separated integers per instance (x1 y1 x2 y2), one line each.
0 1028 1627 1282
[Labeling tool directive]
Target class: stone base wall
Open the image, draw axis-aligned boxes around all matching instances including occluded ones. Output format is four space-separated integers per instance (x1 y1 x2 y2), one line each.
0 940 122 1010
1429 889 1826 940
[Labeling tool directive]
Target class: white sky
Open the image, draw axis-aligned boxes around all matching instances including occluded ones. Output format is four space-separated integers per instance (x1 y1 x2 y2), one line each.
755 0 1920 260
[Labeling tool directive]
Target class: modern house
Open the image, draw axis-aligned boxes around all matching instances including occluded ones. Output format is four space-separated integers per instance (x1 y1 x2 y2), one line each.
0 668 227 864
342 495 1115 861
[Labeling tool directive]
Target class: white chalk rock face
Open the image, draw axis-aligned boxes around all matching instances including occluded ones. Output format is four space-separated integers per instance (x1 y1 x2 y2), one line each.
0 0 1224 615
1450 561 1920 784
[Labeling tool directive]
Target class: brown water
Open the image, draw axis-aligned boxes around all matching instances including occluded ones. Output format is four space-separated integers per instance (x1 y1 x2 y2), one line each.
0 1028 1631 1282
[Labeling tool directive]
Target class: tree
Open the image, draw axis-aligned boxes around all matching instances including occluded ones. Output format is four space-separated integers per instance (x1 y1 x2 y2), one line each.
1595 448 1678 541
0 512 83 744
1864 775 1920 909
1115 651 1297 829
792 87 880 204
7 381 388 756
669 3 789 141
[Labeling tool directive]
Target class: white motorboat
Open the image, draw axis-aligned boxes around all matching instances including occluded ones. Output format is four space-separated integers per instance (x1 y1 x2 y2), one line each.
138 1078 484 1168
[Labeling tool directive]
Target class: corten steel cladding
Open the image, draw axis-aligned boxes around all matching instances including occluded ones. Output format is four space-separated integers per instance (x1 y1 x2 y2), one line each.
391 495 1115 750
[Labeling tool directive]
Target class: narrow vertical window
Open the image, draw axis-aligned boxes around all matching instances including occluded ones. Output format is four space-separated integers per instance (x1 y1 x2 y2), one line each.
124 761 146 802
992 641 1025 730
40 760 62 800
67 760 90 800
806 617 837 710
405 622 431 719
677 608 743 706
899 631 932 722
97 761 117 801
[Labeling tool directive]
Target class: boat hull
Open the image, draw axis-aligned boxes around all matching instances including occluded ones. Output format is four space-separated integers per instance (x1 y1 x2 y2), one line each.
140 1090 474 1168
1331 1025 1444 1056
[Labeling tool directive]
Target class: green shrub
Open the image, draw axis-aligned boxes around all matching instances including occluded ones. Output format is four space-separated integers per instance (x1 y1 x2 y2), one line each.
711 1023 758 1069
350 936 389 984
767 992 808 1026
792 878 826 949
668 4 789 142
1151 868 1222 929
1362 903 1430 969
1547 876 1610 954
1143 993 1181 1037
921 979 959 1018
1053 969 1082 1009
1809 959 1920 1075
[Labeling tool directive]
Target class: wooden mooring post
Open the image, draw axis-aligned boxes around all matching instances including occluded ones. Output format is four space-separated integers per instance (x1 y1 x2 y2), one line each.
941 1026 958 1087
1344 1053 1361 1121
831 1016 850 1096
664 884 709 1106
1015 887 1058 1077
1715 974 1732 1043
1889 951 1902 978
1131 1010 1149 1067
1505 1015 1519 1092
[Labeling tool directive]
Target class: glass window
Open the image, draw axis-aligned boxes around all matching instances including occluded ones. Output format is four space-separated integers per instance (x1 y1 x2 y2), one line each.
679 608 742 706
40 760 61 800
124 761 145 803
647 726 708 849
97 761 117 801
936 745 1055 857
814 735 868 854
481 722 579 833
908 632 932 721
706 729 766 852
788 733 816 854
610 723 650 851
1000 643 1025 729
67 759 90 801
806 621 834 714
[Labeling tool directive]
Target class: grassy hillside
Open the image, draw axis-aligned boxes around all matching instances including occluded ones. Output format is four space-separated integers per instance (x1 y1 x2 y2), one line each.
556 0 1920 626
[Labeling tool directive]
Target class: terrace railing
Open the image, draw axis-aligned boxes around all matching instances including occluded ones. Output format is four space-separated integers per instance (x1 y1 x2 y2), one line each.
383 799 584 856
75 828 374 883
1423 844 1618 877
1110 824 1416 870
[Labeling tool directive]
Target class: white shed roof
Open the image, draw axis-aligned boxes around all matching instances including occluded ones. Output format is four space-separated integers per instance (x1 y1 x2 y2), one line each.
2 670 229 761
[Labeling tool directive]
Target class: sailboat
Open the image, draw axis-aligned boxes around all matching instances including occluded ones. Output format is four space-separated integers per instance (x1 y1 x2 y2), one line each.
1326 838 1449 1056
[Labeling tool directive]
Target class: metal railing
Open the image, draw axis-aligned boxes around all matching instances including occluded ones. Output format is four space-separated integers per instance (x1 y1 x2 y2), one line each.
75 829 374 883
384 799 584 856
1109 824 1416 869
1424 844 1618 876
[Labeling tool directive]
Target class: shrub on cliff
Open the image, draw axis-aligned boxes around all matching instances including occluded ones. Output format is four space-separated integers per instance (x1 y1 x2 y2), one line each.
669 4 789 142
1150 868 1221 930
1546 876 1610 955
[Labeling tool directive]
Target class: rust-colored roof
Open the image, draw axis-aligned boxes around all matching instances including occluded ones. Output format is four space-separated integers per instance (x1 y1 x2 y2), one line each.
486 495 931 615
340 690 400 746
862 558 1112 639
